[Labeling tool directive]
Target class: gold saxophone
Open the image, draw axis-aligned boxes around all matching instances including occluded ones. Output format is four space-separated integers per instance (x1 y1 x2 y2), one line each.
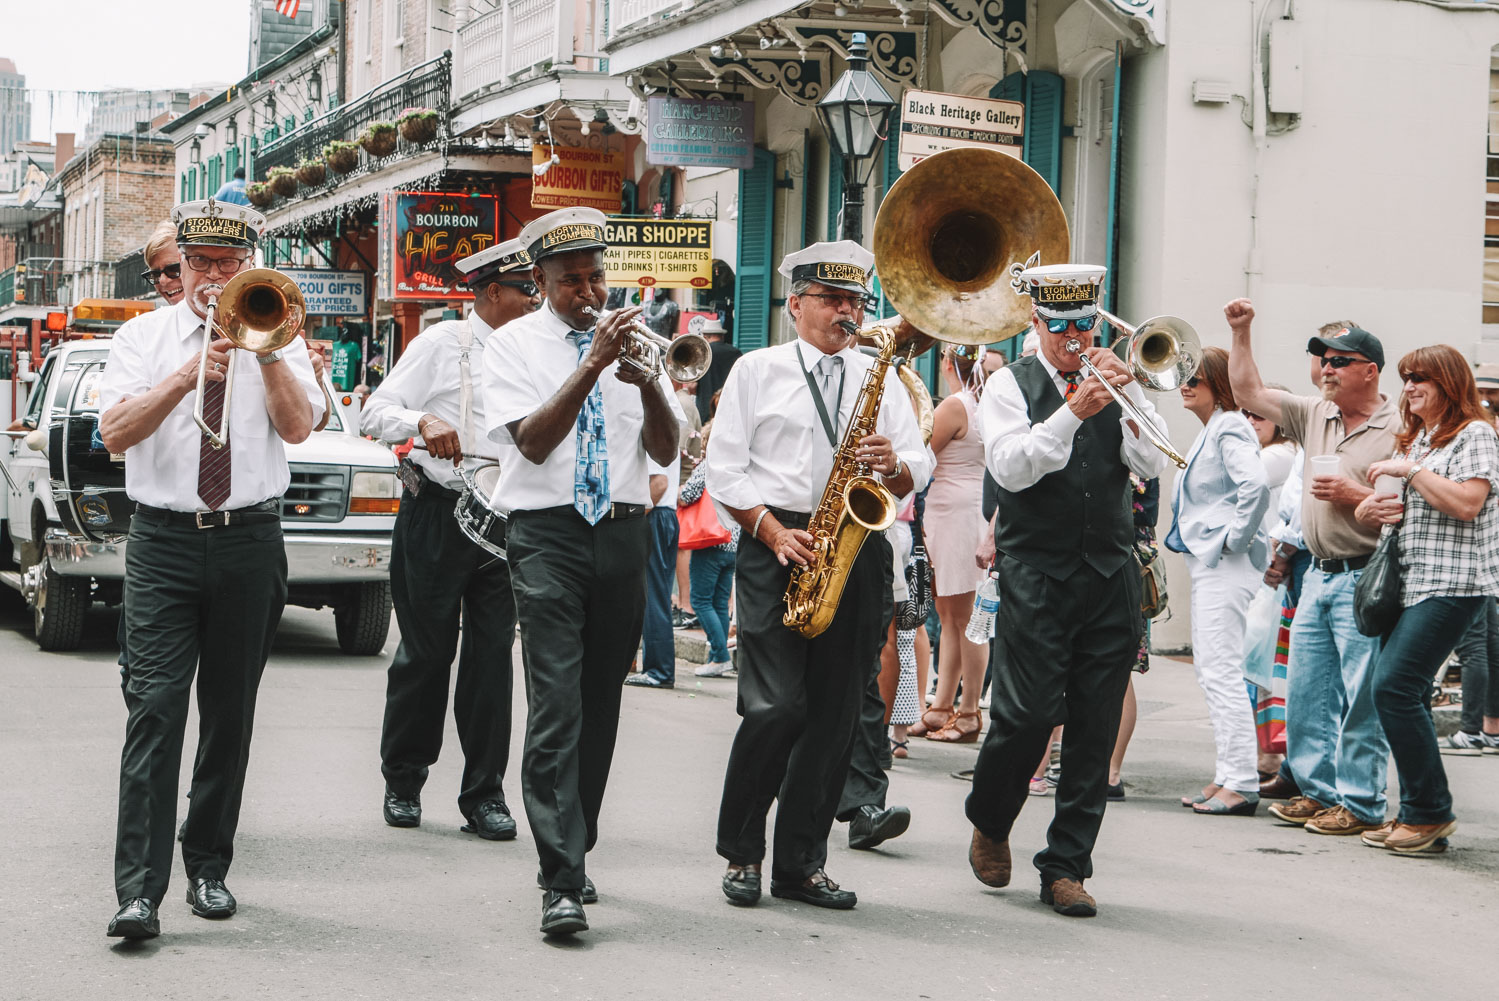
782 323 901 638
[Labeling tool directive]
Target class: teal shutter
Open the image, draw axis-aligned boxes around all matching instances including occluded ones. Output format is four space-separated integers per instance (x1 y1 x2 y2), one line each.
226 145 239 178
734 147 776 351
826 144 845 241
797 130 810 248
990 71 1064 195
881 105 903 200
1103 46 1123 318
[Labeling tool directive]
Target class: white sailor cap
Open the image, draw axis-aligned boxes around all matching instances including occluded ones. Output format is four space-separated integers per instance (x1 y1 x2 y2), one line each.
688 314 727 336
456 237 532 286
1477 363 1499 388
1011 261 1107 320
519 207 609 261
779 241 875 294
171 198 266 248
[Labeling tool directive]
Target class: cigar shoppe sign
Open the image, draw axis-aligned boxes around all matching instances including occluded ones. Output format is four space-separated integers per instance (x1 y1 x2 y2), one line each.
378 192 499 301
603 218 713 289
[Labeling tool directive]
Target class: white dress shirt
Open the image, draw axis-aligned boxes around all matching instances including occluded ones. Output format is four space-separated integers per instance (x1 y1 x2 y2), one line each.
482 302 684 511
362 311 493 492
705 338 932 514
97 299 324 512
1269 446 1305 548
649 453 681 510
979 352 1169 490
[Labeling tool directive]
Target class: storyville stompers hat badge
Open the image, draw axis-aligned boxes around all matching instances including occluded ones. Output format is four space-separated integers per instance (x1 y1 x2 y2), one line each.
456 236 532 287
172 198 266 248
779 241 876 294
1010 254 1107 321
519 207 609 261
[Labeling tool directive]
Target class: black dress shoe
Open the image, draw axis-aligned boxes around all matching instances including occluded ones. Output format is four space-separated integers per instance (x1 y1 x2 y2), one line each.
847 804 911 850
185 878 236 919
461 800 517 841
107 897 160 939
1259 773 1300 800
536 871 597 904
540 890 588 936
383 789 421 828
721 863 762 906
769 869 857 909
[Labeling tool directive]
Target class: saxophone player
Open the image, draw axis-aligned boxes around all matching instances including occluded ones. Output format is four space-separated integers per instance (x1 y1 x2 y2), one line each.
705 242 931 909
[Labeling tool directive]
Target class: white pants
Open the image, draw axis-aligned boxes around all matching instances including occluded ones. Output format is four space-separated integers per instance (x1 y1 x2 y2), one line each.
1186 551 1262 794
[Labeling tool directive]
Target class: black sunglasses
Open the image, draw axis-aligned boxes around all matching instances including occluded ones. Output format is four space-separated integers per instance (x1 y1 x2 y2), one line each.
1241 408 1264 421
1184 376 1201 389
1401 372 1428 384
1320 355 1370 369
497 279 539 297
140 262 182 286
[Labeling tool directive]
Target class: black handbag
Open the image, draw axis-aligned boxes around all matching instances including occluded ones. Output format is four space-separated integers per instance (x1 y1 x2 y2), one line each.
1353 528 1402 637
896 496 934 630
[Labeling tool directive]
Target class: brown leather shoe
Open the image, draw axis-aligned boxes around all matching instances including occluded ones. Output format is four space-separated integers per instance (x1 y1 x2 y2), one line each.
1267 795 1327 825
1385 820 1457 854
969 829 1011 887
1258 773 1300 800
1305 805 1381 836
1040 878 1097 917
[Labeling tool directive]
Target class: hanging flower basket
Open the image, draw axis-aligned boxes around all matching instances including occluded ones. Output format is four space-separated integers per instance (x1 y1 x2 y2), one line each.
268 168 298 197
397 107 440 144
246 182 274 208
324 140 360 174
359 122 398 158
295 159 327 186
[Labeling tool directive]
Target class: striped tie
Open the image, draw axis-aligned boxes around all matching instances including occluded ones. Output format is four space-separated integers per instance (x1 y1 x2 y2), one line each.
197 327 232 510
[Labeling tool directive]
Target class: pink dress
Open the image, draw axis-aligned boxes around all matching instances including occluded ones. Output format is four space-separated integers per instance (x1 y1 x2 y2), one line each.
925 391 987 597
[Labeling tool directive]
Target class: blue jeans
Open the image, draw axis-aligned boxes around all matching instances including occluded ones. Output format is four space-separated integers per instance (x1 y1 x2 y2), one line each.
689 547 736 663
1283 566 1388 823
641 507 679 682
1373 595 1483 825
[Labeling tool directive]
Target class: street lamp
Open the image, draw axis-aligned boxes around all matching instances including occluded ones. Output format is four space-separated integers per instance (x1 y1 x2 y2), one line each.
189 137 201 165
309 68 323 105
815 31 897 244
226 115 238 145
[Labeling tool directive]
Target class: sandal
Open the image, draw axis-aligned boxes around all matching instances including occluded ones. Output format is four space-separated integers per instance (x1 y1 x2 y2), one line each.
925 710 982 743
910 705 952 738
890 738 909 759
1180 784 1221 808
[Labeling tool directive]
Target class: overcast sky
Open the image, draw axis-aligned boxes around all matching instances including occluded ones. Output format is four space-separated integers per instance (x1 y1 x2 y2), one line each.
7 0 253 141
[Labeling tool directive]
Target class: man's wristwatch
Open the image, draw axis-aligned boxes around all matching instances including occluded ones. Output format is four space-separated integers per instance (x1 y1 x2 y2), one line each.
256 349 284 366
1404 463 1423 485
890 457 904 479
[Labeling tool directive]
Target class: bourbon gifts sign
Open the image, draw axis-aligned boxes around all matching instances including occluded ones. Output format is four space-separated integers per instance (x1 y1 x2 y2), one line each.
381 192 499 300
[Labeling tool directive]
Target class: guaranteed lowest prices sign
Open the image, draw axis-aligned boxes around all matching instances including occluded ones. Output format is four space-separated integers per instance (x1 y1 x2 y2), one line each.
603 219 713 289
280 269 368 316
897 88 1024 170
532 146 626 213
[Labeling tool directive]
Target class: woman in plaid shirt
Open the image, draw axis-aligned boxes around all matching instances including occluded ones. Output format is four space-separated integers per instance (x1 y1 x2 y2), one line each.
1356 345 1499 855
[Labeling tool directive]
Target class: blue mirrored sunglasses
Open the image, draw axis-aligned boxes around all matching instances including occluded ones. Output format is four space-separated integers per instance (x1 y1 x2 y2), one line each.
1045 314 1099 335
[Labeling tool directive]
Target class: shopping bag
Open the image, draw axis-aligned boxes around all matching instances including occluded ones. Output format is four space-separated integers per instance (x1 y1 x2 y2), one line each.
1240 583 1285 693
676 492 732 550
1252 593 1295 755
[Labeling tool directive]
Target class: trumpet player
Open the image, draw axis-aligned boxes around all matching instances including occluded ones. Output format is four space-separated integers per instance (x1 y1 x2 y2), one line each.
967 262 1168 918
705 242 929 910
97 199 324 939
481 207 683 937
361 238 540 840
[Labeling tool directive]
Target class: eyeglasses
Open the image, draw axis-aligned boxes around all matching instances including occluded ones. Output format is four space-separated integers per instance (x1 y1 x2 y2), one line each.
1401 372 1428 384
1241 409 1265 421
182 253 250 276
1045 314 1099 335
1184 376 1201 389
140 262 182 286
1320 355 1370 370
497 279 539 297
801 292 870 311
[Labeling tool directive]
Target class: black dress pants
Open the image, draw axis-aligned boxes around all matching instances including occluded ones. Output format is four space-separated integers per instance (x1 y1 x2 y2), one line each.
114 512 286 905
836 535 896 820
507 507 647 892
716 512 886 883
381 486 515 817
965 555 1139 888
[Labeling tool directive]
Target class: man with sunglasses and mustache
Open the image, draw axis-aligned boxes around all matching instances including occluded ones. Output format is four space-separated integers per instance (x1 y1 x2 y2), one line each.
967 262 1169 919
1227 300 1398 840
360 238 541 842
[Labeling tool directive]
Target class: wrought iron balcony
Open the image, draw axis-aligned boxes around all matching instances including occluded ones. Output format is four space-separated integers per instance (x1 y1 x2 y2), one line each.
0 258 115 309
252 52 453 187
113 250 156 301
454 0 579 104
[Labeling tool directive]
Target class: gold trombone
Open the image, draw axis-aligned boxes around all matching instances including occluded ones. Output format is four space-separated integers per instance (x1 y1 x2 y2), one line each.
193 268 307 449
580 306 712 383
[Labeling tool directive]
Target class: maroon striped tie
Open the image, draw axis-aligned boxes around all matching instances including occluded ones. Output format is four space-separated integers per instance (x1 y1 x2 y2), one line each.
197 328 232 510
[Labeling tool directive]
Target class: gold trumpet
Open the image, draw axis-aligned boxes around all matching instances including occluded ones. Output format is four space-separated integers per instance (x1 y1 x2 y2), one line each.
580 306 712 383
194 267 306 449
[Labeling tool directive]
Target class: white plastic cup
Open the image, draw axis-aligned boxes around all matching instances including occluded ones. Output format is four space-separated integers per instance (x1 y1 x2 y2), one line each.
1374 474 1403 497
1309 455 1341 480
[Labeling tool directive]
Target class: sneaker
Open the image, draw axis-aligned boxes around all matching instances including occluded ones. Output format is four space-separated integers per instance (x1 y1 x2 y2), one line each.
1305 805 1382 836
1028 777 1049 796
1044 742 1062 789
1483 732 1499 754
694 660 735 678
624 673 674 689
1442 731 1487 756
1268 796 1328 825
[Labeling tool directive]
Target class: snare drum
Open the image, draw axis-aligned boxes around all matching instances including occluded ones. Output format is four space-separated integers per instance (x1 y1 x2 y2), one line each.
454 463 507 560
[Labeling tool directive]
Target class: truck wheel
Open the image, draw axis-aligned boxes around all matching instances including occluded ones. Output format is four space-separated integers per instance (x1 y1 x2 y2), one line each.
33 555 90 651
335 580 392 656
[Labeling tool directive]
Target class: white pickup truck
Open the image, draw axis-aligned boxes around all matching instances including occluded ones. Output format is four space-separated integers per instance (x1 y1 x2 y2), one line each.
1 339 398 653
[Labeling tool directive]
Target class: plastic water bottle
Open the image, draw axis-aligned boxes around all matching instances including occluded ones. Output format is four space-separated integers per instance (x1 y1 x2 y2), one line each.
966 570 1000 643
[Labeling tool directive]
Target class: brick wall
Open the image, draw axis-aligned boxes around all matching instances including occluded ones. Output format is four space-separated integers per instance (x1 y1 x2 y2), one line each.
59 138 175 268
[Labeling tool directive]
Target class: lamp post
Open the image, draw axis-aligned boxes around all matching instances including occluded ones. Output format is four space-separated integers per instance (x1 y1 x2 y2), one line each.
814 31 897 244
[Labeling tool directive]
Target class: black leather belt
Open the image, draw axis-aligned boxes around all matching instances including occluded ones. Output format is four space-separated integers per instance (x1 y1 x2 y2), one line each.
523 503 647 521
1314 554 1370 574
136 500 280 529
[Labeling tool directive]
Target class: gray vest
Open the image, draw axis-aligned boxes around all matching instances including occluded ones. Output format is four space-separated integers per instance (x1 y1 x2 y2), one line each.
995 356 1134 580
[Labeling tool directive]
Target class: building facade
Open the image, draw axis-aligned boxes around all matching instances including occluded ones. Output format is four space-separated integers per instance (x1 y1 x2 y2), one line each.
0 58 30 157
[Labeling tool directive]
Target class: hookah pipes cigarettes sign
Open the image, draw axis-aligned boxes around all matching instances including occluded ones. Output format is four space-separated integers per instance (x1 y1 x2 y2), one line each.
380 192 499 301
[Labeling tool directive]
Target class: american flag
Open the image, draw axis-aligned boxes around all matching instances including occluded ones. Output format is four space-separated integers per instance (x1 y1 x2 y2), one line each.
275 0 301 18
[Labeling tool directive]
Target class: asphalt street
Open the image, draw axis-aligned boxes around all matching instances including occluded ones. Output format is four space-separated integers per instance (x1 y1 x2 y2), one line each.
1 593 1495 1000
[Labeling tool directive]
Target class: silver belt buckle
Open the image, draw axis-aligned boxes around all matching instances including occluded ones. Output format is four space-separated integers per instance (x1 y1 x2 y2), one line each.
195 511 226 529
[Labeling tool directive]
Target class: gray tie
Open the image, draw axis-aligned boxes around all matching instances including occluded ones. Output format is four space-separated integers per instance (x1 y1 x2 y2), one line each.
817 355 842 418
810 354 843 500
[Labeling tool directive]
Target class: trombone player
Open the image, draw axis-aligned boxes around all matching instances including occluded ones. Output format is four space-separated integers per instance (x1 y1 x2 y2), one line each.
967 262 1168 918
98 199 324 939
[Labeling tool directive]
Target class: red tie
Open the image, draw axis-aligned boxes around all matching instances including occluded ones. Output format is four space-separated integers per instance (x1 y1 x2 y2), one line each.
1063 370 1082 400
197 328 232 510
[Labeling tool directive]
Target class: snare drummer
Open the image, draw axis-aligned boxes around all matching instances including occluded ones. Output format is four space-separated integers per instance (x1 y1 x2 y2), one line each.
360 237 541 840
